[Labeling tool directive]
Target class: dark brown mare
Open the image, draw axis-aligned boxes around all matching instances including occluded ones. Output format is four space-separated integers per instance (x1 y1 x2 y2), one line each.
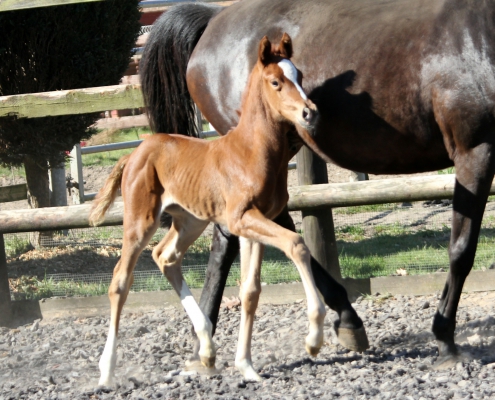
91 35 326 385
141 0 495 368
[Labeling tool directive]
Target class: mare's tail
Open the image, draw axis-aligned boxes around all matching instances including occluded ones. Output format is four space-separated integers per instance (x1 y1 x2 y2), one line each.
89 154 130 227
140 3 223 136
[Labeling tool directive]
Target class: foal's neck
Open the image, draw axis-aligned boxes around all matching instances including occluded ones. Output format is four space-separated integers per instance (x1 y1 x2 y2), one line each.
230 69 290 159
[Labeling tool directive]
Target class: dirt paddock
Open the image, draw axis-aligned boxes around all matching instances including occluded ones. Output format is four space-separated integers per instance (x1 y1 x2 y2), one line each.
0 290 494 399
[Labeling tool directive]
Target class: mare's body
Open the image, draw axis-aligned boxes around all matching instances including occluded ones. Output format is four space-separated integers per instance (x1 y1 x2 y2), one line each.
141 0 495 366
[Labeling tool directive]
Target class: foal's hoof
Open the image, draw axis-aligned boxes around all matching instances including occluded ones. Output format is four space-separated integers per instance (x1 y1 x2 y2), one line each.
305 344 321 357
336 326 369 352
186 359 221 375
200 355 216 368
98 376 116 388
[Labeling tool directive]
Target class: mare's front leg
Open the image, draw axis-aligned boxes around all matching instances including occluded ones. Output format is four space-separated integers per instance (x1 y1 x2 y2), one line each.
152 215 216 367
99 202 161 386
230 208 326 358
433 142 495 368
235 238 264 381
189 224 240 362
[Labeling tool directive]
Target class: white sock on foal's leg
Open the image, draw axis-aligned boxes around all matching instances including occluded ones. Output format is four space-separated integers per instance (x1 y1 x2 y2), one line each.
179 281 216 367
99 325 117 386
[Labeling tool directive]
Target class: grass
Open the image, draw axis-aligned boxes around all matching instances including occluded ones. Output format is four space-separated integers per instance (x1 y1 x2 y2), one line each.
438 167 455 174
4 235 32 258
10 260 300 300
334 203 404 215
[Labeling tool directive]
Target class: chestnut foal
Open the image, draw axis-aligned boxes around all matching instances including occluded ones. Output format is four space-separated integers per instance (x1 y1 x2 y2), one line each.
90 34 325 385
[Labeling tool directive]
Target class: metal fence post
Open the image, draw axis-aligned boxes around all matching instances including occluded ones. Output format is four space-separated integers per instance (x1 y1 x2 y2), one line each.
50 164 68 207
70 144 85 204
296 146 342 280
0 234 12 326
349 171 369 181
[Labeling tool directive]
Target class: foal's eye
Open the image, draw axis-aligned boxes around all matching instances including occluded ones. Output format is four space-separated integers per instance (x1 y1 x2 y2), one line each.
271 80 279 88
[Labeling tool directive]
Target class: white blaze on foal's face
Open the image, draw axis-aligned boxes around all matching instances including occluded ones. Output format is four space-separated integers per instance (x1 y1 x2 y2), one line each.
277 59 308 100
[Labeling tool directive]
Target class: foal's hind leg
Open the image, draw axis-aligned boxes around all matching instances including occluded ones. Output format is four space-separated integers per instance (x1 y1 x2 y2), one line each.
99 203 161 386
433 141 495 368
152 215 215 367
235 238 264 381
230 209 326 357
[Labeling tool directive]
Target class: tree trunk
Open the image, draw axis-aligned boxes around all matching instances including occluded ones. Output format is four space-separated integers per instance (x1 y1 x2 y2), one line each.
24 157 51 246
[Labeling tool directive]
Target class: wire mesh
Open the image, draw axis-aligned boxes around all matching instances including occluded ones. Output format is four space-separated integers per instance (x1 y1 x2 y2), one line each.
5 198 495 299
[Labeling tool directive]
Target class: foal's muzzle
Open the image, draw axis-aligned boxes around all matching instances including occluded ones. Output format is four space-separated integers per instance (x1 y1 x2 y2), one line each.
299 102 319 133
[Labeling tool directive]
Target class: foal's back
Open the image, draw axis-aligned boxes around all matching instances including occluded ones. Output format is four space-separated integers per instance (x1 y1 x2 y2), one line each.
124 130 291 225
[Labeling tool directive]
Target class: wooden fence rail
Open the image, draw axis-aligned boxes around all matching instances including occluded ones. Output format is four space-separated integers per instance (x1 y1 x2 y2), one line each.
0 0 226 13
0 174 488 234
0 184 27 203
0 84 144 119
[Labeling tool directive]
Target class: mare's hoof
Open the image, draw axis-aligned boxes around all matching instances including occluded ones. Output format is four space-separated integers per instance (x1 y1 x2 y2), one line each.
200 355 216 368
336 326 369 352
305 344 321 357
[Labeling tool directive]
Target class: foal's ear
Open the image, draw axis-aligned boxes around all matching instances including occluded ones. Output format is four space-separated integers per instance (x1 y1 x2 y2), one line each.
279 33 293 59
259 36 272 65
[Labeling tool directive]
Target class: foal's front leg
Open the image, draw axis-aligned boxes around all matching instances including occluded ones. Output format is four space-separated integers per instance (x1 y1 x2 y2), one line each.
230 208 326 358
235 237 265 381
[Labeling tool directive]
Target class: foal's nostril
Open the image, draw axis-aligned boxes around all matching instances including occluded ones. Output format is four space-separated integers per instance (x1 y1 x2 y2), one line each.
303 107 311 121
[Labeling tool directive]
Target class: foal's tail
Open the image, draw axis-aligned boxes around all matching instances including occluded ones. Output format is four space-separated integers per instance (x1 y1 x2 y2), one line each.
140 3 223 136
89 154 130 227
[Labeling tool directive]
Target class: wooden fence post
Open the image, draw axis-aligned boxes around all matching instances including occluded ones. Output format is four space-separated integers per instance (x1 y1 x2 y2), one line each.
296 146 342 280
0 234 12 326
70 144 85 204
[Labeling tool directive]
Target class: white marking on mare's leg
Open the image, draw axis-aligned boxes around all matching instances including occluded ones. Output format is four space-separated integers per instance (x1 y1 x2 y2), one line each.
99 325 117 387
278 59 308 100
179 281 216 367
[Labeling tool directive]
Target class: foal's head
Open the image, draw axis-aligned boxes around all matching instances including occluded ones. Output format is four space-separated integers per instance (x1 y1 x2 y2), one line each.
255 34 329 160
256 33 318 131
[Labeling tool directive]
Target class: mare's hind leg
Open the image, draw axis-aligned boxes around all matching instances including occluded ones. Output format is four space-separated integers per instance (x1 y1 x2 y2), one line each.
230 209 326 357
235 238 264 381
152 214 215 367
433 141 495 368
99 202 161 386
